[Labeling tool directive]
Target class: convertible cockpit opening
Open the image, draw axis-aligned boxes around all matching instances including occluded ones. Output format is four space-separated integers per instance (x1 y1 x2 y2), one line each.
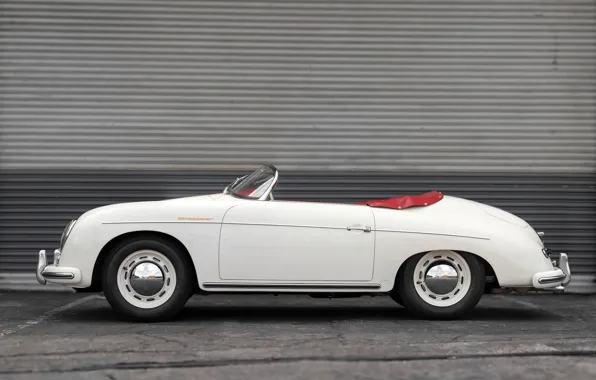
224 164 444 210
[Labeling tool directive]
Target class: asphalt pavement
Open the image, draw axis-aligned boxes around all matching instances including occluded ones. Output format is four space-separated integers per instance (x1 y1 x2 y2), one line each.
0 291 595 380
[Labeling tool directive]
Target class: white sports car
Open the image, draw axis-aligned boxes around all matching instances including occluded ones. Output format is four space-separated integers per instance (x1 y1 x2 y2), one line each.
36 164 571 321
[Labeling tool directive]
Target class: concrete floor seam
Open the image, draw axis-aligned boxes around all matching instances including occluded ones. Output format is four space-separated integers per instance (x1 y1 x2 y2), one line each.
2 350 596 375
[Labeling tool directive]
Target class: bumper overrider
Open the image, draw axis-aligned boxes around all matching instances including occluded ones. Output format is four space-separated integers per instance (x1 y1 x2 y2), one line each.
36 249 82 285
531 252 572 290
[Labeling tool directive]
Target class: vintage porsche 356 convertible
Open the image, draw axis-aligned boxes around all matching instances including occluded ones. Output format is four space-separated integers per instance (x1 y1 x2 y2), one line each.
36 164 571 321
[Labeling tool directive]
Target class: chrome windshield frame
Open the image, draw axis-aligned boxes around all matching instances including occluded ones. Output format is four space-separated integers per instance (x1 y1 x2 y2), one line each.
224 164 279 201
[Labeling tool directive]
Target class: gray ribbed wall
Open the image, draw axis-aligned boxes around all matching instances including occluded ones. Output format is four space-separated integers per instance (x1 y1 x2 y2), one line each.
1 1 595 286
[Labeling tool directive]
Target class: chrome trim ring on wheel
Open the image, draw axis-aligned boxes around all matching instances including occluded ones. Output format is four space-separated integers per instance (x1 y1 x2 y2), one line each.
413 250 471 307
116 249 177 309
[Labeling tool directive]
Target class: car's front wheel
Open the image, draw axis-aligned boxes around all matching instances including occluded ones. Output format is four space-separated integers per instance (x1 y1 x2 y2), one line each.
394 250 485 319
102 236 195 321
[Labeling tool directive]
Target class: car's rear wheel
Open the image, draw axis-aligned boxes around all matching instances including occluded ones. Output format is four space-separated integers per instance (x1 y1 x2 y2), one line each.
102 237 194 321
395 250 485 319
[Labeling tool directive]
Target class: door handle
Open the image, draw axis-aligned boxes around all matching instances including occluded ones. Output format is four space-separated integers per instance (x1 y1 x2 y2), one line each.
347 225 372 233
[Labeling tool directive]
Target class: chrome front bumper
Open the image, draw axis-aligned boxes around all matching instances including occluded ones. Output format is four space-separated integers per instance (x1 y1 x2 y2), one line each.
531 252 572 289
36 250 81 285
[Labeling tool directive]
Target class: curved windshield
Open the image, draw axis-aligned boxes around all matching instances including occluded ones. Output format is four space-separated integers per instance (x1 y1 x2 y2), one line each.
228 164 278 200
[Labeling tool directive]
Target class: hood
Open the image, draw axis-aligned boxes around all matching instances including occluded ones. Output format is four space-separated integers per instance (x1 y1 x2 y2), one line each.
76 194 216 224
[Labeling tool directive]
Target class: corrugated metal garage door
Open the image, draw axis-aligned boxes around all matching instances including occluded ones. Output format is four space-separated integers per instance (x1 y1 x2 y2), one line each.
1 1 595 288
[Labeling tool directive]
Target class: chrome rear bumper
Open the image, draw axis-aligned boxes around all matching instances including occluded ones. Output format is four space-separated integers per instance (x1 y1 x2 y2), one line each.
36 250 81 285
532 252 571 289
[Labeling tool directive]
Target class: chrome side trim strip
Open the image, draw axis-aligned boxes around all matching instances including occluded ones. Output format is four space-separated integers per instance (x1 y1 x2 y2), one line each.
101 221 487 240
202 283 381 290
375 229 489 240
223 222 353 231
103 221 220 225
102 221 349 231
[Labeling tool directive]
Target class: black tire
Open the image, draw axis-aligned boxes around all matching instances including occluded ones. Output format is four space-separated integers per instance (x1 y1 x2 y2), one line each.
396 251 485 320
102 236 195 322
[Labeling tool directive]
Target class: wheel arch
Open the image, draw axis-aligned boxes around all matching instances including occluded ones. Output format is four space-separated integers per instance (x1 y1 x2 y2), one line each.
392 249 500 294
89 230 198 292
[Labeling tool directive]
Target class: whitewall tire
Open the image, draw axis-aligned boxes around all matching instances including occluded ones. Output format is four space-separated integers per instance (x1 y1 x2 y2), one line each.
395 250 485 319
102 236 195 321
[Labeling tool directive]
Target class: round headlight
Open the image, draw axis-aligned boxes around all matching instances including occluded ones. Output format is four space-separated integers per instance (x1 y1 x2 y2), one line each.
60 219 77 250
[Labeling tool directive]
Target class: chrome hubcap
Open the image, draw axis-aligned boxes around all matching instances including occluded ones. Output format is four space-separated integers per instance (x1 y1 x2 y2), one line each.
424 262 459 295
129 262 165 297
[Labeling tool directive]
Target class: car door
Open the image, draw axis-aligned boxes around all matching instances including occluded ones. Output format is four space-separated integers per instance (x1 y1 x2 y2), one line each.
218 200 376 282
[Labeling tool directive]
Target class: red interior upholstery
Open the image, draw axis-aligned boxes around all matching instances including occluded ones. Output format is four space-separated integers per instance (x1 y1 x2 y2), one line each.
357 191 444 210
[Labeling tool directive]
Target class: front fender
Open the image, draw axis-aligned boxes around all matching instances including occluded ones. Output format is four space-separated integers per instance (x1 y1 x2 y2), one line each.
59 220 222 288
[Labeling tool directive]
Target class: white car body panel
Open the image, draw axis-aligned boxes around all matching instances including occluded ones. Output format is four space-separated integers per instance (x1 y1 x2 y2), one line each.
219 201 375 282
39 169 570 295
